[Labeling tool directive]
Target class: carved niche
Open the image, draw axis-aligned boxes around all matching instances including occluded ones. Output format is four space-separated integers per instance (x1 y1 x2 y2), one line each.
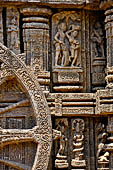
52 11 83 91
0 43 52 170
90 17 106 90
52 11 81 68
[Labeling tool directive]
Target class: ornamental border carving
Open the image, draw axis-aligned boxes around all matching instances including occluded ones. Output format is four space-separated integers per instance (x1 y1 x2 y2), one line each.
0 42 52 170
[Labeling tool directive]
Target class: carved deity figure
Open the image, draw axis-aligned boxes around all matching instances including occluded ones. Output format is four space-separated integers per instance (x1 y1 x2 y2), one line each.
66 24 80 66
92 22 104 57
54 22 69 67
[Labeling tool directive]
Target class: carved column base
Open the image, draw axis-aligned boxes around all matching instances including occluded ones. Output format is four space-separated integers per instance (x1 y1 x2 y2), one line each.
92 57 106 91
71 159 86 168
98 161 109 170
55 155 68 169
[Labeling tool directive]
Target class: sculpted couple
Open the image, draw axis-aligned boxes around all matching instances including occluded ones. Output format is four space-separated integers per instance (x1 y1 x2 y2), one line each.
54 22 80 67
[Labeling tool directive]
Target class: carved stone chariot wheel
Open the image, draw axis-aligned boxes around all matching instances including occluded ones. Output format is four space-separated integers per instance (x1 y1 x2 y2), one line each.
0 43 52 170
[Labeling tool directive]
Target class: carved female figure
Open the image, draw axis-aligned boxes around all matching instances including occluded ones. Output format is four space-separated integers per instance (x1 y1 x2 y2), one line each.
92 22 104 57
66 24 80 66
54 22 69 66
56 120 68 156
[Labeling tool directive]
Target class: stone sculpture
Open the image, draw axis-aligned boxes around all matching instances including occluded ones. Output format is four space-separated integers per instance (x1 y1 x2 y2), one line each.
55 119 68 168
54 22 69 67
66 24 80 66
0 1 113 170
71 119 86 169
91 22 104 58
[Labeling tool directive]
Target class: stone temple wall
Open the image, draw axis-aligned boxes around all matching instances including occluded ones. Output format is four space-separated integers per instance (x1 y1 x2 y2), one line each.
0 0 113 170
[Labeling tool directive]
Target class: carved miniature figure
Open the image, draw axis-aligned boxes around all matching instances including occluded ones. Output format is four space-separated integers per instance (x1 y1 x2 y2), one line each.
8 14 18 50
92 22 105 57
54 22 69 67
66 24 80 66
56 119 68 157
97 123 109 170
55 119 68 168
98 152 109 162
71 119 86 168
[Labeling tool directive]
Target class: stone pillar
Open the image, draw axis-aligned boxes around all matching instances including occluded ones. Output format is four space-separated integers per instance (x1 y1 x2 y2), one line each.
21 7 52 73
6 7 20 54
0 8 3 43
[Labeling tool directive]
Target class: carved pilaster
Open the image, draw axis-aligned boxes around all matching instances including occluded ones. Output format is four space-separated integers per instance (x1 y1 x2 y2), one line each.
105 9 113 88
21 7 52 73
6 8 20 54
0 8 3 43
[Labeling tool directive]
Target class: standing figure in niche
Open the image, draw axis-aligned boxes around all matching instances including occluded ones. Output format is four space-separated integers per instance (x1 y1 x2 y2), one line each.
54 22 69 66
56 121 67 156
66 24 80 66
8 15 18 49
91 22 105 57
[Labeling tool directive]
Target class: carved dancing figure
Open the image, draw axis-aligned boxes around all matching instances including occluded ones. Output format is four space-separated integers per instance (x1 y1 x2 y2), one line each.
56 122 67 156
66 24 80 66
92 22 104 57
54 22 69 66
55 119 68 169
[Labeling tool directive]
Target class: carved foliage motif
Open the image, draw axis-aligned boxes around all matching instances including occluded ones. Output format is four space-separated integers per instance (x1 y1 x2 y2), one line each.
0 42 52 170
52 11 81 67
